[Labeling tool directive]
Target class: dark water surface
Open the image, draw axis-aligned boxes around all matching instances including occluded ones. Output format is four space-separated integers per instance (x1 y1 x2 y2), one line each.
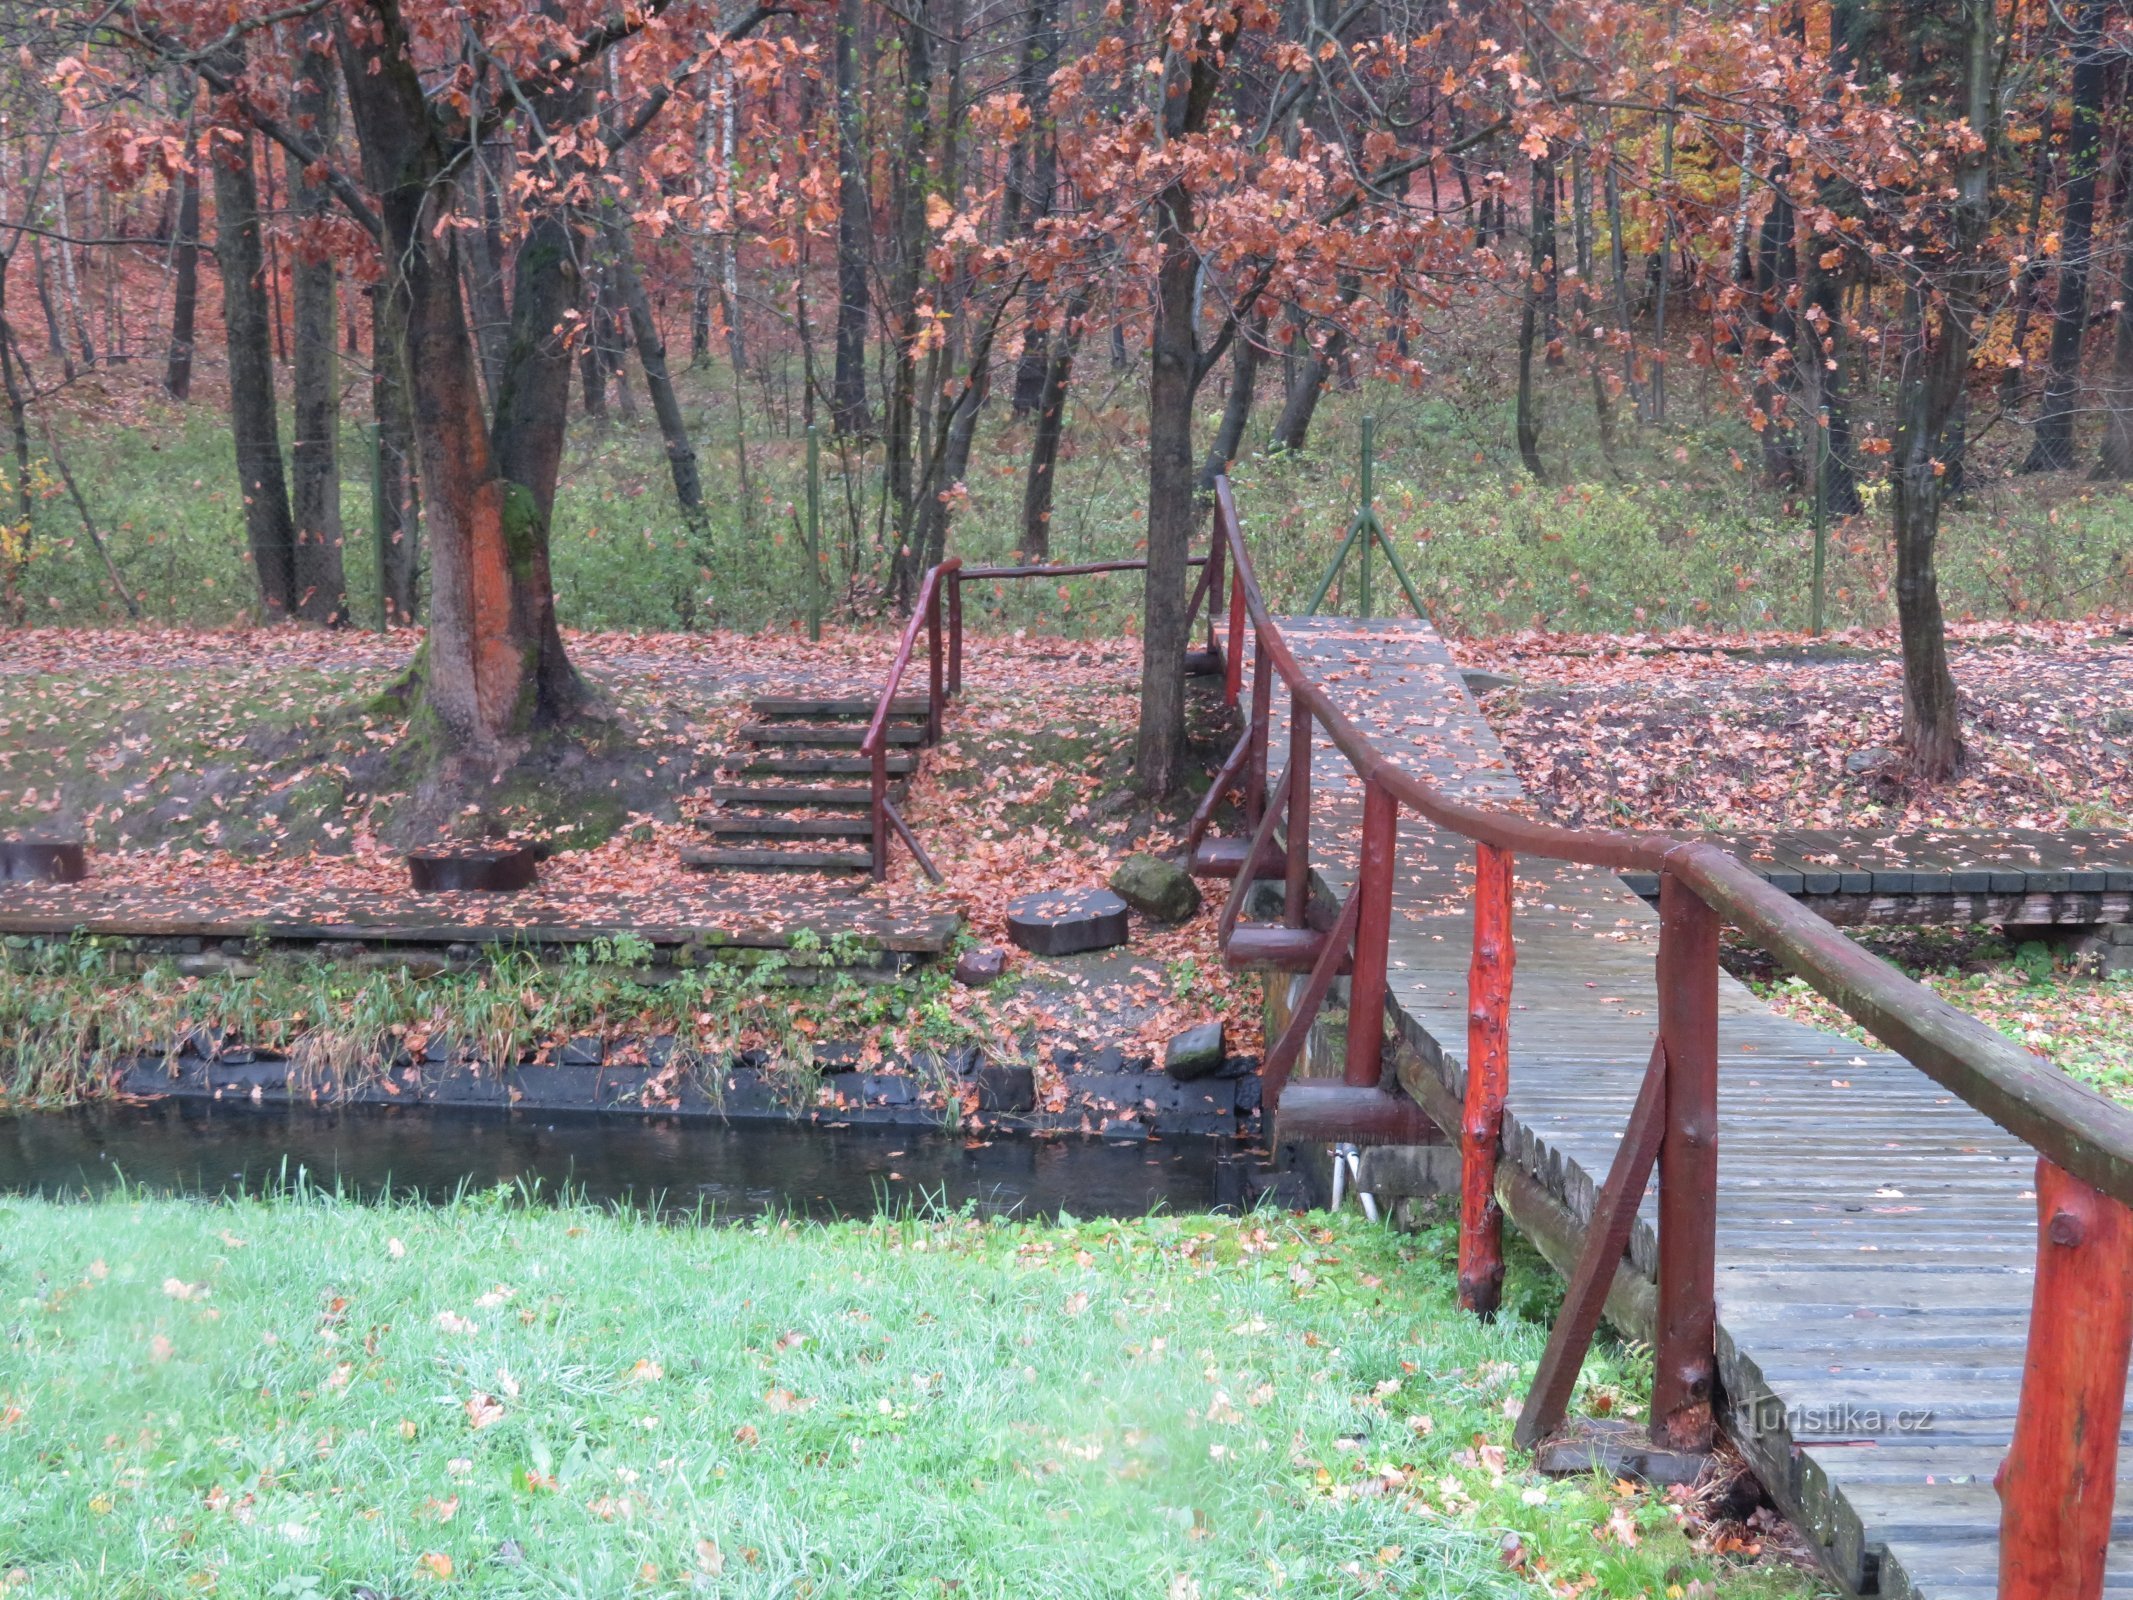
0 1102 1240 1220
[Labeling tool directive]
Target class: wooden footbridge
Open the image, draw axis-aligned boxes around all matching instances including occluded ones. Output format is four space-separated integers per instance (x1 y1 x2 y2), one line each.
851 481 2133 1599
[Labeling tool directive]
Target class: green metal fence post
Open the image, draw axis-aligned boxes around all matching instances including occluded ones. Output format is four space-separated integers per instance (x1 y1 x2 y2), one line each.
806 423 823 642
1811 401 1828 637
369 421 388 634
1358 413 1374 620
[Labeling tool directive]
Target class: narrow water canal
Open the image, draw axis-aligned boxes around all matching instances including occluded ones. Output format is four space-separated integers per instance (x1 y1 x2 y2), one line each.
0 1103 1246 1219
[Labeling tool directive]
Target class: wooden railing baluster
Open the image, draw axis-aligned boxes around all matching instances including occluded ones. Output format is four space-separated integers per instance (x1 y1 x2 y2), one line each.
869 740 888 881
1344 780 1399 1089
1998 1159 2133 1600
1460 842 1515 1317
1284 705 1312 930
947 576 963 698
1225 546 1247 709
926 584 944 743
1513 1040 1668 1450
1245 646 1271 830
1654 870 1720 1453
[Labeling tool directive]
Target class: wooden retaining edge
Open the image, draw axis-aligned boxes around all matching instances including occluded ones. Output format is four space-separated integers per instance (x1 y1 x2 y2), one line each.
1389 1028 1891 1595
1394 1038 1657 1344
0 910 964 956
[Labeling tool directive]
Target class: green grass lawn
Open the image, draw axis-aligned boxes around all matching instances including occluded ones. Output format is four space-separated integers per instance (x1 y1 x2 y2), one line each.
0 1192 1832 1598
17 354 2133 639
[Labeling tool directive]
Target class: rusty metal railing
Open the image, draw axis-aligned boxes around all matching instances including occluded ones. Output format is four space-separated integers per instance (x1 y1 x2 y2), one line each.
1197 473 2133 1597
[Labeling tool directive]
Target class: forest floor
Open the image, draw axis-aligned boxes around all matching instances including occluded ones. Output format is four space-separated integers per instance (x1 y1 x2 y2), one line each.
0 1190 1833 1600
0 627 1262 1108
7 619 2133 1105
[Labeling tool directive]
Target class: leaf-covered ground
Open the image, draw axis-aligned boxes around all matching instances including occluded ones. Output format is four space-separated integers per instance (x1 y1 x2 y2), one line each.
0 627 1261 1099
1458 619 2132 832
0 1193 1831 1599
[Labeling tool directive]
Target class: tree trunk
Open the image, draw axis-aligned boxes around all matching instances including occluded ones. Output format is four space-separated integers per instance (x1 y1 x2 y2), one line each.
1141 186 1199 794
885 0 933 602
830 0 870 434
338 12 582 755
462 142 514 405
1269 318 1343 454
1753 182 1801 488
52 183 94 368
371 279 421 624
1889 0 1994 783
1515 155 1553 482
2023 0 2106 472
210 102 298 619
1135 30 1230 796
1021 287 1085 560
32 238 72 379
289 57 347 625
2100 139 2133 478
602 213 704 518
1200 311 1264 490
164 94 202 400
1008 0 1062 414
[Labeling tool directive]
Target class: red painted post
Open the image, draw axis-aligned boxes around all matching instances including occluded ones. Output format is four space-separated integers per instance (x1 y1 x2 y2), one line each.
1245 646 1271 829
1997 1158 2133 1600
1206 526 1227 659
1653 872 1719 1452
869 741 888 880
1460 842 1515 1317
1342 779 1398 1089
948 576 963 698
925 580 944 744
1224 556 1247 708
1284 705 1312 930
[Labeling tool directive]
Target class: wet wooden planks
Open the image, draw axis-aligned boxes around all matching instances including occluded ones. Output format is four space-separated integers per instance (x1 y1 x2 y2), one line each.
1262 615 2090 1598
1617 828 2133 927
0 882 962 953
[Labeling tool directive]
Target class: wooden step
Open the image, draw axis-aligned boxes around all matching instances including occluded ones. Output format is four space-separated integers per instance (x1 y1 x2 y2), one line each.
719 753 917 778
679 846 874 874
740 722 926 747
749 695 929 720
705 783 886 809
701 815 876 839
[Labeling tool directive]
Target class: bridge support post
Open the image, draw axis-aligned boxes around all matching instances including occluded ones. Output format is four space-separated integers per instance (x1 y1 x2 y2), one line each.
1997 1158 2133 1600
926 584 944 743
1343 781 1398 1089
1654 872 1719 1452
1245 648 1271 829
947 577 963 697
1460 843 1515 1316
1284 706 1312 929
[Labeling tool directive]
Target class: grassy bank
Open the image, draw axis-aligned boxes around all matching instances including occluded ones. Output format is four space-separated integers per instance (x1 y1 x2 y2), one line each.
0 935 988 1111
0 1193 1828 1598
17 358 2132 639
1744 927 2133 1103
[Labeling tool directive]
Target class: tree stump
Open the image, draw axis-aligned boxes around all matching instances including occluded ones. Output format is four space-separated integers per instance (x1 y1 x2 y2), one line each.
405 843 543 893
1005 888 1130 956
0 839 88 883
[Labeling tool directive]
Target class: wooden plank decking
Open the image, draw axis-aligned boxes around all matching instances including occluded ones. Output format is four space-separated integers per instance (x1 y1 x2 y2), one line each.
1264 615 2106 1599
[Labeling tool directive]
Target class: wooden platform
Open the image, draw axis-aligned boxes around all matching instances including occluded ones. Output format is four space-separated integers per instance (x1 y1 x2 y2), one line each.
1263 616 2104 1599
0 880 961 955
1617 828 2133 927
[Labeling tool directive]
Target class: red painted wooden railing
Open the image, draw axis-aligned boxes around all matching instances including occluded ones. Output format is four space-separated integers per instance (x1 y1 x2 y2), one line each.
860 555 1215 883
1194 473 2133 1595
859 559 959 883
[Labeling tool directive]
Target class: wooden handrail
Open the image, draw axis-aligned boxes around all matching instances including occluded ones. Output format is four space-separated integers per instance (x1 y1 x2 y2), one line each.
1209 474 2133 1200
1206 469 2133 1586
861 560 958 883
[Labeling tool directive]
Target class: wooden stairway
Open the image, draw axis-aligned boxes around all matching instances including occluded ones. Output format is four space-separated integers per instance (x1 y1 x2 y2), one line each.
681 694 929 875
